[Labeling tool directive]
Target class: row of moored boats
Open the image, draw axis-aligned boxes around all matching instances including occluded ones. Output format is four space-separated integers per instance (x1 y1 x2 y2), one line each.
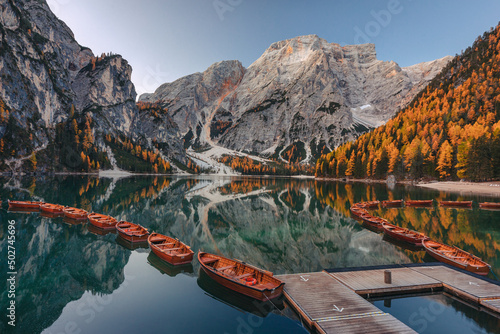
350 200 494 275
6 200 285 301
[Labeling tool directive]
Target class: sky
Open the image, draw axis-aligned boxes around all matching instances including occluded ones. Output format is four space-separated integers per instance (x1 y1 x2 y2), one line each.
47 0 500 97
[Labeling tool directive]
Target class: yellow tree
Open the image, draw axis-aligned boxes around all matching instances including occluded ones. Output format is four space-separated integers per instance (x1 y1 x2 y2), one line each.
436 140 453 179
345 154 356 177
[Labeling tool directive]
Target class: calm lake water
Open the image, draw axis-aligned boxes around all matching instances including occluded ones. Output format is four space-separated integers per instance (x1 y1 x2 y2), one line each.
1 175 499 333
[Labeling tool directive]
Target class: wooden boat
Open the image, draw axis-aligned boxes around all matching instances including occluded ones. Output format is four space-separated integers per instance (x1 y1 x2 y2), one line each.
406 200 433 207
361 214 388 227
148 233 194 265
382 234 423 252
87 212 118 230
40 203 64 214
422 240 490 275
197 269 284 317
382 222 429 246
382 200 403 207
116 221 149 242
198 252 285 301
357 201 380 209
8 200 42 209
63 207 88 220
350 206 368 217
439 200 472 207
479 202 500 209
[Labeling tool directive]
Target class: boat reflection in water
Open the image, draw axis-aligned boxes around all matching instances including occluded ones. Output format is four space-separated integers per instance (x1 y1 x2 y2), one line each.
40 211 63 219
382 234 425 253
87 223 117 236
147 252 194 277
116 235 149 250
63 216 86 225
197 269 285 318
8 207 40 214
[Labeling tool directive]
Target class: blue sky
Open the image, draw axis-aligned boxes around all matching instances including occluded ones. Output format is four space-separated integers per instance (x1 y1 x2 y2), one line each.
48 0 500 97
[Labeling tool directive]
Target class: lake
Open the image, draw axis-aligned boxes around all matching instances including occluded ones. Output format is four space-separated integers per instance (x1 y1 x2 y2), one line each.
1 175 499 333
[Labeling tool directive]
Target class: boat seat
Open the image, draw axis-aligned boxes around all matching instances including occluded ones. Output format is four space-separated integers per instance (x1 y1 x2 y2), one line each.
176 252 192 257
236 273 254 279
165 247 182 251
201 258 218 265
217 265 236 271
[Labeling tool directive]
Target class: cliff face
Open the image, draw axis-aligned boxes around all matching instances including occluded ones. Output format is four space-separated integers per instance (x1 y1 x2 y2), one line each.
0 0 185 172
141 35 452 161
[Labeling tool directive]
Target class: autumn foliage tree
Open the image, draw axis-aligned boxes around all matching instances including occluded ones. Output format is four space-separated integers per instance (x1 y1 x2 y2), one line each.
316 23 500 181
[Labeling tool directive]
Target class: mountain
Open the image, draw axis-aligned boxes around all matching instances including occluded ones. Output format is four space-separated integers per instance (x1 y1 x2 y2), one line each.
141 35 451 163
0 0 183 173
0 1 450 174
315 23 500 181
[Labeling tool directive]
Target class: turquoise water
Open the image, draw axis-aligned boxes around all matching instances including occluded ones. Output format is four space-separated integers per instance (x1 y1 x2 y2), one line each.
1 176 499 333
372 294 500 334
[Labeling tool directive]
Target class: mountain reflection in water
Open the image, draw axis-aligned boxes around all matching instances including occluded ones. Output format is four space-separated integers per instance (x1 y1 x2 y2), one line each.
1 175 498 333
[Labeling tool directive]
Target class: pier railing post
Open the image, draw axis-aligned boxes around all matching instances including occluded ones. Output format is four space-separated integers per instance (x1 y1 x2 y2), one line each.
384 270 392 284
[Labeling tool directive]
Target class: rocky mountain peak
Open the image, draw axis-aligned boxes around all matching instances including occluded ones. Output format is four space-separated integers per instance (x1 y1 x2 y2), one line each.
141 35 451 165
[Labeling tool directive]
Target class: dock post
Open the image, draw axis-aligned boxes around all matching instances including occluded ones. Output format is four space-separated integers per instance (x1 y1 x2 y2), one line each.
384 270 392 284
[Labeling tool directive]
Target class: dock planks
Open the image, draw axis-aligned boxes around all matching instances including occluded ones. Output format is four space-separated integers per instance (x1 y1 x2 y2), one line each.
330 267 442 297
481 299 500 313
277 272 416 334
410 265 500 303
279 264 500 333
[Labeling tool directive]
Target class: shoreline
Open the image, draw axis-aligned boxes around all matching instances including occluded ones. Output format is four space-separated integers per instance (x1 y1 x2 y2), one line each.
3 170 500 197
418 181 500 197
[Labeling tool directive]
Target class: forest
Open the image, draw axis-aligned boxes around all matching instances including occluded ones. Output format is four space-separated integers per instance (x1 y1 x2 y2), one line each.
316 23 500 181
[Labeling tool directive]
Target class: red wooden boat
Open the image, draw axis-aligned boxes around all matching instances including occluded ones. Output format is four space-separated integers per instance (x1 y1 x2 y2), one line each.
8 200 42 209
63 207 88 220
198 252 285 301
116 221 149 243
382 222 429 246
148 233 194 265
350 206 368 217
439 200 472 207
88 212 118 230
40 203 64 214
479 202 500 209
422 240 490 275
361 214 388 227
357 201 380 209
382 200 403 207
406 200 433 207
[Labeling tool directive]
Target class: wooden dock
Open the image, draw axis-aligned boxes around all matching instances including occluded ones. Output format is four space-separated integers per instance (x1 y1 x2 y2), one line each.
277 272 416 333
277 263 500 334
